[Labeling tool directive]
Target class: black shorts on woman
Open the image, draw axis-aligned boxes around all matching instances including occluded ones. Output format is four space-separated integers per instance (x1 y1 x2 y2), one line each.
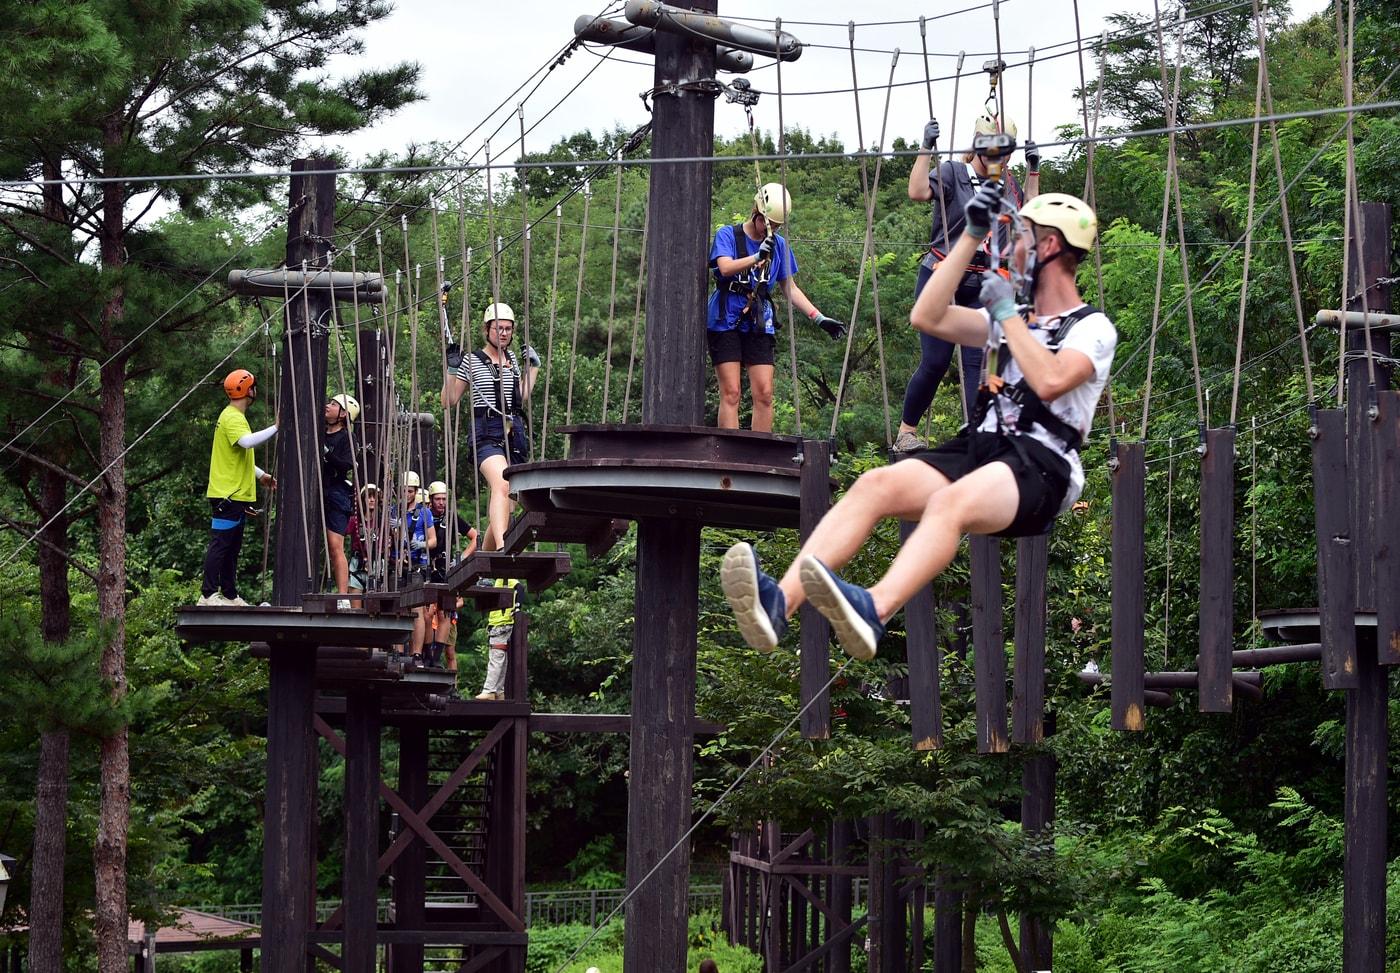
471 412 529 464
896 430 1070 537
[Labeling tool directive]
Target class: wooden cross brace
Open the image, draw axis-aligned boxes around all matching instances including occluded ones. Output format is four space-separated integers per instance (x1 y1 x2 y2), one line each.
312 715 524 933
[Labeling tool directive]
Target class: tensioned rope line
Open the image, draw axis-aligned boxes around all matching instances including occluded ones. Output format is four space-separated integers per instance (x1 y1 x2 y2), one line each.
1334 0 1374 404
539 208 565 461
600 163 626 421
20 96 1400 189
828 37 900 442
775 17 803 435
621 192 650 424
1138 0 1187 440
0 301 295 572
1107 60 1400 382
1227 0 1270 427
859 38 900 447
562 182 593 453
547 657 856 973
517 107 537 470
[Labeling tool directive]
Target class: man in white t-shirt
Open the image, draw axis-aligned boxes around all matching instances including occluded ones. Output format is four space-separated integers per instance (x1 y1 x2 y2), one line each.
720 183 1116 662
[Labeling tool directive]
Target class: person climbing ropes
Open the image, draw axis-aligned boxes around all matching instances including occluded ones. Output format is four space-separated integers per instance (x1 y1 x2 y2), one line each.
391 470 436 655
721 184 1115 662
441 302 539 553
346 483 380 598
893 113 1039 453
707 183 846 433
322 392 359 602
477 576 523 701
199 368 277 607
426 480 478 670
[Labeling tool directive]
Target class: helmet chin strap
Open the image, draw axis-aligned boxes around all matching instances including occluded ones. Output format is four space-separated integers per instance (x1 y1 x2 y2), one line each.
1014 234 1066 306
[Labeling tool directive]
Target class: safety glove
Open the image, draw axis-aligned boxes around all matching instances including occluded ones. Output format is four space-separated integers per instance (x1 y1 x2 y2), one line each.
446 342 462 370
755 237 774 263
1024 139 1041 175
921 118 941 150
964 179 1003 241
814 312 847 339
979 272 1019 324
522 345 541 369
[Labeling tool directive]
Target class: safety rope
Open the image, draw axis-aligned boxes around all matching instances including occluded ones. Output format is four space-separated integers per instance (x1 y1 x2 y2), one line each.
600 161 625 421
1335 0 1375 403
774 18 802 434
1163 443 1173 664
459 229 481 527
622 193 650 425
281 265 318 590
1227 1 1268 428
518 106 537 463
564 183 593 437
326 252 368 587
864 46 902 448
429 205 458 556
539 206 564 459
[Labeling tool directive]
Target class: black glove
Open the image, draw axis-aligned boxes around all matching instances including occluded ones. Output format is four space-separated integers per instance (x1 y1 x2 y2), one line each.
755 237 774 263
814 313 846 339
523 344 541 369
445 342 462 370
1025 138 1041 175
921 118 940 150
964 179 1003 241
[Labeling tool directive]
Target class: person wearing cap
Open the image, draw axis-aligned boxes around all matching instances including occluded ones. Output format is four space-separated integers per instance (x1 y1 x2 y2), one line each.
346 483 380 598
441 302 539 552
323 392 359 598
720 184 1115 663
391 470 437 654
707 183 846 433
893 113 1038 453
199 369 277 607
426 480 478 671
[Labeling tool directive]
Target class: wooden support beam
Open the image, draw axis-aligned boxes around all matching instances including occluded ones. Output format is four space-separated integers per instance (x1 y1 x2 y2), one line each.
1311 408 1359 688
1373 391 1400 664
1198 427 1235 713
342 691 380 973
389 725 427 973
444 551 572 594
1019 728 1056 972
971 536 1007 753
1111 441 1146 730
501 509 629 559
901 519 942 750
801 439 833 740
1013 534 1048 744
261 642 316 971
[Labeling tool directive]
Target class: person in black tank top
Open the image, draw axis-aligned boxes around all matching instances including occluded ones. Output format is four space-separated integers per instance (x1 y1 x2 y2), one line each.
441 302 540 552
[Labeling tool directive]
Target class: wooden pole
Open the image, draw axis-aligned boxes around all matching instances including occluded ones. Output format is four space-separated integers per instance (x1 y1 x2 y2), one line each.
624 2 715 970
1343 200 1391 973
273 158 335 606
903 519 943 750
1198 427 1235 712
390 726 428 973
260 643 316 972
801 440 833 739
1012 535 1048 743
1311 407 1358 689
343 690 381 973
971 536 1008 752
1110 442 1146 729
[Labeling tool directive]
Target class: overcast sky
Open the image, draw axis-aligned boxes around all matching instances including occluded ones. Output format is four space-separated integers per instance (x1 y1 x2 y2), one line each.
319 0 1331 171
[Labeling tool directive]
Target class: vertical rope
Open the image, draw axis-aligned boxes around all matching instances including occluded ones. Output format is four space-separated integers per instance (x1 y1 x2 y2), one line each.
1250 416 1258 645
775 18 802 434
622 193 651 424
518 105 537 457
1257 5 1314 403
281 265 316 589
600 160 625 421
564 183 593 433
1166 10 1207 426
1164 443 1173 664
540 206 564 458
864 50 902 447
1227 0 1267 427
1336 0 1375 398
459 224 480 525
429 203 456 554
1082 28 1116 432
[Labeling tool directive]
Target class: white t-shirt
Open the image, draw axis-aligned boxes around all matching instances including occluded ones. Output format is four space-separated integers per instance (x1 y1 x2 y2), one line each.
974 304 1117 509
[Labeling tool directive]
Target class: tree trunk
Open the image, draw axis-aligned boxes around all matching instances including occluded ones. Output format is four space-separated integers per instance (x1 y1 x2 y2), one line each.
28 158 74 973
961 893 978 973
93 118 130 973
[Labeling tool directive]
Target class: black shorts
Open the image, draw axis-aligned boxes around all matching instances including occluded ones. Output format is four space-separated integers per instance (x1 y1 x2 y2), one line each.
708 328 776 367
471 415 529 465
898 431 1071 537
324 481 353 535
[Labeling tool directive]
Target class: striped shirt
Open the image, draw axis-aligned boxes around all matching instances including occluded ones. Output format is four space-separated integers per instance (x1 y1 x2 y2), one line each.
454 348 522 415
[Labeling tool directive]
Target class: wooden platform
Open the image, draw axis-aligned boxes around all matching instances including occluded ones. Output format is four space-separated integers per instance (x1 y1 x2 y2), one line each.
501 509 629 558
175 604 413 647
506 424 813 530
443 551 573 593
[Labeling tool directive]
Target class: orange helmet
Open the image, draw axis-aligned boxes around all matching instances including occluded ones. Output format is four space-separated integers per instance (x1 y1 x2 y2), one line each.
223 369 256 400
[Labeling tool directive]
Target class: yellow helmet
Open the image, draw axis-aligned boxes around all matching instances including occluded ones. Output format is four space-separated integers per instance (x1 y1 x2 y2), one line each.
482 303 515 324
1019 193 1098 253
428 480 448 497
402 470 421 489
753 183 792 225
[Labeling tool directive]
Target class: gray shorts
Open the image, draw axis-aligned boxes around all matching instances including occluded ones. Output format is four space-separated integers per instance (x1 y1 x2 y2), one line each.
488 623 513 647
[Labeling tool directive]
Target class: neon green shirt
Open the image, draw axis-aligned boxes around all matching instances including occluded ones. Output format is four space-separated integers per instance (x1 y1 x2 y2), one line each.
207 405 257 502
486 578 522 628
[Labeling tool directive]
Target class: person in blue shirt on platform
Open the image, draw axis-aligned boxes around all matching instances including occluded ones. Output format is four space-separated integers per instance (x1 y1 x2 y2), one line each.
707 183 846 432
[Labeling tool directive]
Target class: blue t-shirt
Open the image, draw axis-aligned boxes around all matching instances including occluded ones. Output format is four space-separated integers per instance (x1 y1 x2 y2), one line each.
706 224 798 334
393 503 436 568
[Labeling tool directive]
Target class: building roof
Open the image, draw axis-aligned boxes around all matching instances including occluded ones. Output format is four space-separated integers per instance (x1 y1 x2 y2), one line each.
128 908 256 944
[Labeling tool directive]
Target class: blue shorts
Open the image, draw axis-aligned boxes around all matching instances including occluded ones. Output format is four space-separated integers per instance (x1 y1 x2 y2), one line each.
325 481 353 535
472 416 529 465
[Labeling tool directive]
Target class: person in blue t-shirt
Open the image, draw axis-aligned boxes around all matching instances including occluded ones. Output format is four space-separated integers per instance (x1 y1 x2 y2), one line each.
707 183 846 432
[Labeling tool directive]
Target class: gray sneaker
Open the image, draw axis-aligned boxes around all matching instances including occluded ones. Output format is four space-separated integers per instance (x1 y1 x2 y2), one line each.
892 431 927 453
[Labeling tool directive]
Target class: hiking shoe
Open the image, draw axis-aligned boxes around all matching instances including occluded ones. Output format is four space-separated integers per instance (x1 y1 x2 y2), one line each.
196 592 224 607
226 595 251 608
892 430 927 453
475 690 504 701
798 556 885 661
720 542 788 652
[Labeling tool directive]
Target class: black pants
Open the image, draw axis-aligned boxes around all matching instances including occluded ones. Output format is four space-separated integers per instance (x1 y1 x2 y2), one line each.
201 498 249 598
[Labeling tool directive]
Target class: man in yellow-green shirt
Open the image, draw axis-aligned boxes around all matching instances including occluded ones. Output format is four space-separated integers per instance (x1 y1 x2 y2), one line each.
199 368 277 606
476 577 522 700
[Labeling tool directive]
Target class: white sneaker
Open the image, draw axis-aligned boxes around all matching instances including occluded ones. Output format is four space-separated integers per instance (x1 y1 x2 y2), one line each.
227 595 251 608
196 593 221 607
